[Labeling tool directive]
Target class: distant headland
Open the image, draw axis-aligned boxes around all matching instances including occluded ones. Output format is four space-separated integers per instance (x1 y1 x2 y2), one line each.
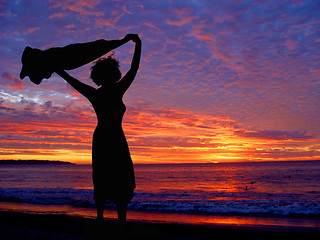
0 160 75 165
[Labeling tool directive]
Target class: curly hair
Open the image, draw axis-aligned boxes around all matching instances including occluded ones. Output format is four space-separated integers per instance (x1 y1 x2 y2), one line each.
90 53 121 86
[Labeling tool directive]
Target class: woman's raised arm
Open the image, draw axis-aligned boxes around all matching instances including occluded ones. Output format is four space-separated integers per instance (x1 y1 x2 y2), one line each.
117 34 142 94
56 70 96 100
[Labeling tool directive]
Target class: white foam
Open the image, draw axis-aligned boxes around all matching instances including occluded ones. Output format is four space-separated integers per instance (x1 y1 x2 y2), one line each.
1 187 319 216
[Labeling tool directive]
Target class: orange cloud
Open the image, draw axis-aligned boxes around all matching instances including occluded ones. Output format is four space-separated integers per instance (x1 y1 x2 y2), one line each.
1 101 319 163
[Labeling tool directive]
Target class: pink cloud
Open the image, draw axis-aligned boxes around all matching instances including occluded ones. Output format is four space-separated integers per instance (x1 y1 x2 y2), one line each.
283 39 297 51
25 27 40 34
1 72 24 90
144 23 163 33
166 16 195 27
49 13 65 19
122 5 132 15
49 0 103 16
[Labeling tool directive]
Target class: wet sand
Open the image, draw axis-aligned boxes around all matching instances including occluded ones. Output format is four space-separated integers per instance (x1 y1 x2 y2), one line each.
1 211 320 240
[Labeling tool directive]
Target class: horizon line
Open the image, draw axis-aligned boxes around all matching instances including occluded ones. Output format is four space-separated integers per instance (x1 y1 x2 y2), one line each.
1 159 320 165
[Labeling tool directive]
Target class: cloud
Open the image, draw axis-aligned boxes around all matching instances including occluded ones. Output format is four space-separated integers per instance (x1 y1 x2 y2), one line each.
1 72 24 90
0 0 319 163
166 16 196 27
49 13 65 19
235 130 315 141
0 94 319 162
25 27 40 34
49 0 103 16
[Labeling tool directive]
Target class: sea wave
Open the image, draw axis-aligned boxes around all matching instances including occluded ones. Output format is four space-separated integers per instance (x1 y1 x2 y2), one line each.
1 187 319 216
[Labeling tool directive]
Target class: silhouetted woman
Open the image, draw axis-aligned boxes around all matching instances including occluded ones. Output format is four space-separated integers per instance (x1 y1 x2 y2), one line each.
56 34 141 223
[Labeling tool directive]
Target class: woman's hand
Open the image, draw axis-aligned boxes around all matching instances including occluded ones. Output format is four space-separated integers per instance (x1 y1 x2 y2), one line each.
124 34 136 42
131 34 141 44
124 34 141 44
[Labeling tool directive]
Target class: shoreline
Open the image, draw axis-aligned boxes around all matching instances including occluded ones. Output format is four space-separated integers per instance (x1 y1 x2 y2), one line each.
1 210 320 240
1 202 320 229
0 160 75 165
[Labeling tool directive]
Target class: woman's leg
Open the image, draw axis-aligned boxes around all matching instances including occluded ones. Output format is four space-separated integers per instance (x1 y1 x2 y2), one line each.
116 203 128 224
96 202 104 221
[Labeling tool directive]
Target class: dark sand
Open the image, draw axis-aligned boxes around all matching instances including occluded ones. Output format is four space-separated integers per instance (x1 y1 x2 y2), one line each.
1 211 320 240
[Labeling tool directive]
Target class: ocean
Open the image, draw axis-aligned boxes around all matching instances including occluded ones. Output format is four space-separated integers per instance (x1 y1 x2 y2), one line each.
1 161 320 227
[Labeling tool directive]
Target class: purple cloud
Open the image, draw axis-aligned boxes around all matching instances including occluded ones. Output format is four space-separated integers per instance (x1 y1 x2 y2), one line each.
235 130 315 141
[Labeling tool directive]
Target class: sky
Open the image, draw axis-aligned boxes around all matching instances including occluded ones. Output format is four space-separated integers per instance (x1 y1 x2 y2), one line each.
0 0 319 164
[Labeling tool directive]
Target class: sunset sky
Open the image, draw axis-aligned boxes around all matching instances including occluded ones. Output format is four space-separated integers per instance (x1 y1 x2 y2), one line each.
0 0 319 164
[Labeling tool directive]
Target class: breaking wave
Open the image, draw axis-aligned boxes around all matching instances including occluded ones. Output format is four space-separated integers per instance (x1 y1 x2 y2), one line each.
1 187 319 216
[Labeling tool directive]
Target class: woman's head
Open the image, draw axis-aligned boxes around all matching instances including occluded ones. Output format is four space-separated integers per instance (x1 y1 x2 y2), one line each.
90 53 121 86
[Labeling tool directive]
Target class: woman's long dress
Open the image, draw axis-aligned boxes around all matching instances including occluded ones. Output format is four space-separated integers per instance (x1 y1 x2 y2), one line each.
89 86 135 205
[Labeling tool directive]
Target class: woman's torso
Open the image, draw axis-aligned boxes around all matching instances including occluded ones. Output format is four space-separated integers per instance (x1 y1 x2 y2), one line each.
91 86 126 128
89 86 131 164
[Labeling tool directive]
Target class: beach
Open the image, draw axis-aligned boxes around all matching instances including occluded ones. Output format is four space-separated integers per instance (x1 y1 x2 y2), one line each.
2 210 320 240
